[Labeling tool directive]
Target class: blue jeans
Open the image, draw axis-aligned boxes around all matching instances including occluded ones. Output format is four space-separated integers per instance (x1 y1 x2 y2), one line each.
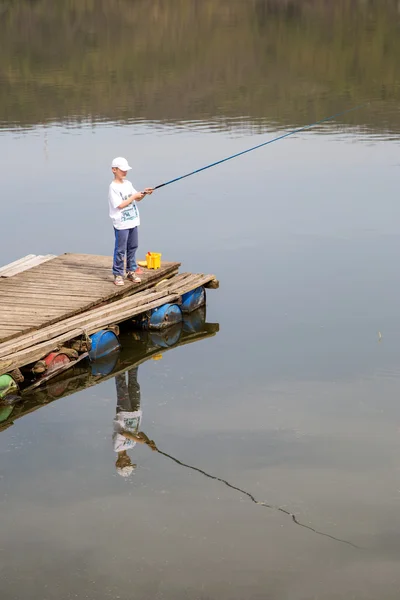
113 227 138 276
115 367 141 413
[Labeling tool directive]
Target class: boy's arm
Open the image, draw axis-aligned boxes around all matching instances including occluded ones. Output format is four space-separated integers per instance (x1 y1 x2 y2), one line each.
118 192 144 209
135 188 154 203
110 187 145 210
127 191 146 205
121 431 158 450
122 431 148 444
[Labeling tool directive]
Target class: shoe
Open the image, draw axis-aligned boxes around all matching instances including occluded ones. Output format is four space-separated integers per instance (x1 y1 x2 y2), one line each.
127 271 141 283
114 275 124 286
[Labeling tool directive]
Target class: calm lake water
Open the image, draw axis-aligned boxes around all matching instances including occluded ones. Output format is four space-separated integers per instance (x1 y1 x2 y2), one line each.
1 1 400 599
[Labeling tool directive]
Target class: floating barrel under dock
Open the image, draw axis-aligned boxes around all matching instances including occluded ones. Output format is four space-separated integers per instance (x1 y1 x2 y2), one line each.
0 253 219 394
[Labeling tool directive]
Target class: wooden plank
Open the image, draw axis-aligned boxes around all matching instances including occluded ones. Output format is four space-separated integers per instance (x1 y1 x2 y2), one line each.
168 273 203 289
0 318 64 326
0 255 181 348
0 277 204 372
0 298 85 308
0 265 177 291
1 320 54 328
0 269 213 359
58 253 113 265
52 254 114 270
37 260 112 270
0 254 95 281
13 270 112 282
0 254 55 278
2 290 174 356
0 305 65 314
0 255 36 275
40 264 113 272
0 289 92 300
0 292 106 304
0 282 207 370
0 289 168 357
1 286 110 296
0 316 55 328
0 255 174 277
0 276 178 343
204 278 219 289
0 306 73 315
0 331 25 343
0 291 96 301
154 272 193 288
0 306 84 316
35 266 161 279
0 268 178 297
10 274 110 285
0 255 57 277
56 254 171 273
0 282 99 294
1 277 112 289
0 289 97 300
166 273 216 296
1 284 113 296
0 292 181 373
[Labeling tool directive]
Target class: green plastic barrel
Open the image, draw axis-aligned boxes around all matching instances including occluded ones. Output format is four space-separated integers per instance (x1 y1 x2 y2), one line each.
0 404 14 423
0 374 18 400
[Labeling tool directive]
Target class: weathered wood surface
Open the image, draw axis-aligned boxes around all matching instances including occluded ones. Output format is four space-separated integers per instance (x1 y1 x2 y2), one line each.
0 271 217 374
0 254 57 277
0 253 180 344
0 254 36 275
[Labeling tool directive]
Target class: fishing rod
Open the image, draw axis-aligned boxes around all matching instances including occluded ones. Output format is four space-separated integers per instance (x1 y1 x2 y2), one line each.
135 432 359 549
152 102 368 192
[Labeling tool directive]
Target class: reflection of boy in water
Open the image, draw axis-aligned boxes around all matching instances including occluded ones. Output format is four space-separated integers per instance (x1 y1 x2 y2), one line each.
113 367 142 477
113 366 156 477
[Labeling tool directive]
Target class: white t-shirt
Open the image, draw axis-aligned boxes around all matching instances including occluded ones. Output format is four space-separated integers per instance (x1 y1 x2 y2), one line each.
113 410 142 453
108 180 140 230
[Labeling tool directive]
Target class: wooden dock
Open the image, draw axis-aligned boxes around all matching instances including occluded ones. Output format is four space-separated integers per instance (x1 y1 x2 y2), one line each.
0 253 218 377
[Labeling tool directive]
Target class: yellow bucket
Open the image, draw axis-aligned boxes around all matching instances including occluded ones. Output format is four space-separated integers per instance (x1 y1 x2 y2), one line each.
146 252 162 269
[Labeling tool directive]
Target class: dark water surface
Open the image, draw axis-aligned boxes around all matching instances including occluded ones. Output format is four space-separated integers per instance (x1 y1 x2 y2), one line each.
1 1 400 599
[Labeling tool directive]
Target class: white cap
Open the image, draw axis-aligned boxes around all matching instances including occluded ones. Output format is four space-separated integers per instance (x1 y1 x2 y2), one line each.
116 464 135 477
111 157 132 171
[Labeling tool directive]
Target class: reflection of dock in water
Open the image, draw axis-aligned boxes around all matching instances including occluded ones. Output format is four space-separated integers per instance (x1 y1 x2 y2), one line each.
0 309 358 550
0 308 218 434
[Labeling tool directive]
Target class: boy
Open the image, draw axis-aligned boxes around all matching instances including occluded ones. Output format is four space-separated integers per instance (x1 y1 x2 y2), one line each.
108 156 153 286
113 367 157 478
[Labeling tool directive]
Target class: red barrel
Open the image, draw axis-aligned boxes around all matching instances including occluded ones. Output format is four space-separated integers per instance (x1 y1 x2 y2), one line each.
43 352 70 375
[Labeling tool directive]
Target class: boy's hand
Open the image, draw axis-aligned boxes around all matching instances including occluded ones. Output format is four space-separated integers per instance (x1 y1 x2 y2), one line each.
143 187 154 195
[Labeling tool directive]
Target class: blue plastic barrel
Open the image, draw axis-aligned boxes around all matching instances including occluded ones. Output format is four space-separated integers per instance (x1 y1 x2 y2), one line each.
181 286 206 313
182 306 206 333
150 322 183 348
89 330 120 361
91 352 120 376
149 303 182 330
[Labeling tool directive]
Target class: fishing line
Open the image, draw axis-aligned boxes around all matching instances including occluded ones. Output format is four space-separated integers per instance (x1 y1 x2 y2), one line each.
139 434 360 549
153 103 368 191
